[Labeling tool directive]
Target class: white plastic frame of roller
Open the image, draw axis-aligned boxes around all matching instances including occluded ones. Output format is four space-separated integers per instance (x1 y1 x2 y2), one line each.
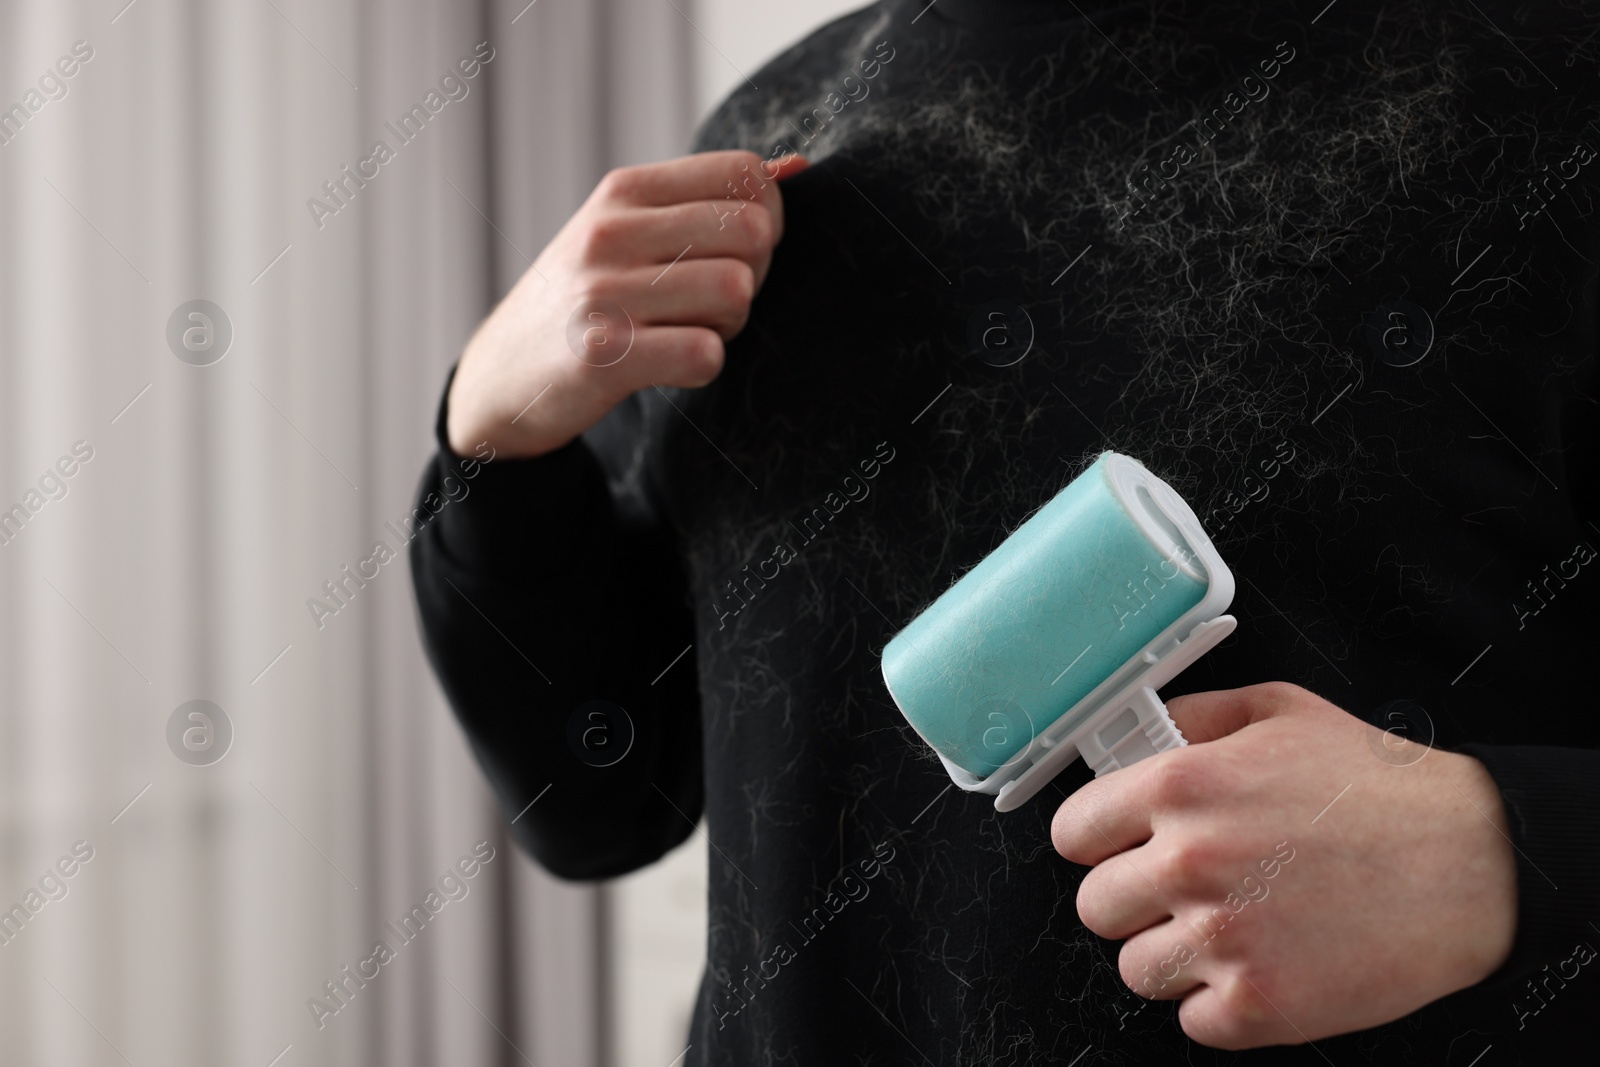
930 454 1238 811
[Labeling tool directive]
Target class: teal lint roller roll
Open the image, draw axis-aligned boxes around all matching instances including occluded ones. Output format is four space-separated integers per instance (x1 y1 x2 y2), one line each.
881 452 1237 812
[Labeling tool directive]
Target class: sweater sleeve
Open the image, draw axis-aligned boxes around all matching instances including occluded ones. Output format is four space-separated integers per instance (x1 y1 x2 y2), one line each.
1450 257 1600 990
408 367 704 880
1454 742 1600 989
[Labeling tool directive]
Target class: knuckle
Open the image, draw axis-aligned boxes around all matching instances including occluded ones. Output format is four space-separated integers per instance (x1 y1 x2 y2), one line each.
1178 999 1243 1051
736 202 774 247
712 199 763 246
574 276 620 309
564 291 633 360
578 214 629 263
721 306 752 340
1074 874 1108 935
721 150 768 189
1146 751 1207 809
1213 970 1275 1028
1153 838 1215 895
1117 947 1143 993
682 329 725 383
1050 805 1089 863
716 259 755 307
595 165 640 201
572 321 623 363
1117 941 1170 998
1253 680 1302 708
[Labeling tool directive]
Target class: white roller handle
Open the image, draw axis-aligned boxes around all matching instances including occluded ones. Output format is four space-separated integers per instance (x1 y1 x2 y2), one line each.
993 615 1234 812
1076 686 1187 777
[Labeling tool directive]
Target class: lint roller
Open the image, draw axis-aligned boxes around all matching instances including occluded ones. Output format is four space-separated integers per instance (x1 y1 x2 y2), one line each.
881 452 1236 812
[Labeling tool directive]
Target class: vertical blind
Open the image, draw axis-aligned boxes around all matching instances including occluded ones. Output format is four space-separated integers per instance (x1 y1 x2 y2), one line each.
0 1 693 1064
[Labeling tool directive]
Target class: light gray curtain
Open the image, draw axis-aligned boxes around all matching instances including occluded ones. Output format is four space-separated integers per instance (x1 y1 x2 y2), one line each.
0 2 692 1065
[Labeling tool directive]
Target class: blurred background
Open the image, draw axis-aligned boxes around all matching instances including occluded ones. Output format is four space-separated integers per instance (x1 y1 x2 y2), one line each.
0 1 860 1064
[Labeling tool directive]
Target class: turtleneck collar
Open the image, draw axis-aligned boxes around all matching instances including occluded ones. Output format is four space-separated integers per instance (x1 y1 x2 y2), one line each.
926 0 1128 28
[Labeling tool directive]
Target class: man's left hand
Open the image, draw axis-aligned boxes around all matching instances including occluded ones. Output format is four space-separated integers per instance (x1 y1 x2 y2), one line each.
1051 681 1518 1049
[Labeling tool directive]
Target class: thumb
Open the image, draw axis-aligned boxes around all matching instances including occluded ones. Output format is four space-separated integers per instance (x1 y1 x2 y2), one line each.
751 153 810 292
1163 682 1308 745
768 152 811 179
763 153 810 243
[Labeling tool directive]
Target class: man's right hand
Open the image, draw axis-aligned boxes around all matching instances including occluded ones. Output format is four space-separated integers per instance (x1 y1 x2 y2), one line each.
445 149 809 459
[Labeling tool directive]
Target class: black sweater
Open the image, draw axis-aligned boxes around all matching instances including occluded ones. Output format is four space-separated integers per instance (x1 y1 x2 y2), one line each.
410 1 1600 1062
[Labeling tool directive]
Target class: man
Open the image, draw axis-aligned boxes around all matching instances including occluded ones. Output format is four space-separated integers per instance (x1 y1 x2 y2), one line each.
412 0 1600 1061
